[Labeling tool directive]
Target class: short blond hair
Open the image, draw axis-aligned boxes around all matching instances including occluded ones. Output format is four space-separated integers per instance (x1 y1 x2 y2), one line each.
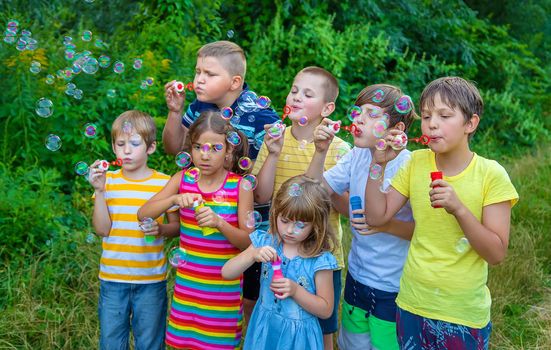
198 41 247 79
111 110 156 148
297 66 339 103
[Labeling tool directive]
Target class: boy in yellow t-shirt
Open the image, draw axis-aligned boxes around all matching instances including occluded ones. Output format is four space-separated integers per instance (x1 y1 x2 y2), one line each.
252 66 350 349
364 77 518 349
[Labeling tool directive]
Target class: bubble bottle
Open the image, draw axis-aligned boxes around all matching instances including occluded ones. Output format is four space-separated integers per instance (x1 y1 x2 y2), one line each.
193 200 218 236
140 217 156 243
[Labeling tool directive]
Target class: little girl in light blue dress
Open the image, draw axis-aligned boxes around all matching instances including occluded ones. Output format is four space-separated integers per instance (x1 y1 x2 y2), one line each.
222 175 338 350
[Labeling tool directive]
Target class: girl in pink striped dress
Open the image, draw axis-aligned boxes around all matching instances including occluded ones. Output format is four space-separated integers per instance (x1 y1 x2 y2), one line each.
138 111 254 349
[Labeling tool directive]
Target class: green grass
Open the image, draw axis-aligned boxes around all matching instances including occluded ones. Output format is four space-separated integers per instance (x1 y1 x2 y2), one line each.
0 147 550 349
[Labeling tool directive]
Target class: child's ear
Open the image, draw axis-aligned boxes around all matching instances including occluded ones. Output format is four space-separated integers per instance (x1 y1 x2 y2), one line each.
321 102 336 117
466 114 480 134
147 141 157 155
230 75 243 91
393 121 406 132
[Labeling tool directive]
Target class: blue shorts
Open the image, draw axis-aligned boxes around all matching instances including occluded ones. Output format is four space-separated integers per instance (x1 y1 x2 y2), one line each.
318 269 342 334
396 307 492 350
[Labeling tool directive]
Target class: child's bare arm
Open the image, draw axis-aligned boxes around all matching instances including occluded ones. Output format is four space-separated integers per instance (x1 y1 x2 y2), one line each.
305 118 336 196
138 172 185 220
162 80 188 155
271 269 334 319
222 245 277 280
92 190 111 237
364 165 408 226
352 216 415 240
431 179 512 265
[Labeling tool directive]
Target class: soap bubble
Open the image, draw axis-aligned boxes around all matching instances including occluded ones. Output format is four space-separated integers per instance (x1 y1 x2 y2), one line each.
45 134 62 151
221 107 233 120
113 61 125 74
288 183 302 197
86 233 96 244
84 123 98 138
455 237 470 253
293 221 305 235
267 121 285 139
133 58 143 70
45 74 55 85
212 190 227 204
29 61 41 74
298 116 308 126
248 115 255 123
347 106 361 121
379 178 392 194
390 132 408 150
372 89 385 103
246 210 262 229
184 167 201 183
256 96 271 109
369 163 383 180
298 139 308 150
372 120 387 138
395 95 413 114
238 157 252 171
98 55 111 68
375 139 387 151
175 151 192 168
74 161 89 176
168 247 187 268
241 174 257 191
82 57 99 74
226 131 241 146
35 98 53 118
106 89 116 98
81 30 92 41
227 30 234 38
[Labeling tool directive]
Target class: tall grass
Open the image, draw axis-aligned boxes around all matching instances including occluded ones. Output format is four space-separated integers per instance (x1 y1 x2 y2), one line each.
0 147 549 349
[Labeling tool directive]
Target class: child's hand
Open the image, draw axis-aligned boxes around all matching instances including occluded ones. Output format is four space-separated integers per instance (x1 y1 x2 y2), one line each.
313 118 335 153
195 205 221 228
88 160 107 192
263 123 285 155
429 179 464 214
165 80 186 114
372 129 402 165
270 278 297 299
252 246 278 263
173 193 202 208
141 220 160 238
350 210 373 234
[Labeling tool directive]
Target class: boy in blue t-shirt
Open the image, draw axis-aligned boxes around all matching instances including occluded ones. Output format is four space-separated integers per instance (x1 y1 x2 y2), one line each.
161 40 279 322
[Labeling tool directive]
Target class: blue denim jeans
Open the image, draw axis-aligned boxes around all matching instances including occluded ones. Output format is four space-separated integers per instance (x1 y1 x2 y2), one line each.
98 280 167 350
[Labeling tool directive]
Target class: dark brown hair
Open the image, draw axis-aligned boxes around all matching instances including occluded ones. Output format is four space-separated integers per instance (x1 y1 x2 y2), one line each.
184 111 249 175
355 84 418 132
268 175 337 257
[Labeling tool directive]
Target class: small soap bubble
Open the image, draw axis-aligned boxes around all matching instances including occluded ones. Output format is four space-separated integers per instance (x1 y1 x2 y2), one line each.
382 113 390 125
85 232 96 244
98 55 111 68
133 58 142 70
372 120 387 138
298 139 308 150
369 164 383 180
390 132 408 150
248 115 255 123
139 217 154 232
298 116 308 126
175 151 192 168
74 161 89 176
113 61 125 74
82 57 99 74
29 61 41 74
106 89 116 98
73 89 83 100
168 247 187 268
20 29 31 37
140 81 148 90
220 107 233 120
267 121 285 139
145 77 154 86
246 210 262 229
45 134 62 151
379 178 392 194
3 36 15 44
293 221 305 235
84 123 98 138
227 30 234 38
335 144 349 162
184 167 201 183
45 74 55 85
375 139 387 151
121 121 132 134
455 237 470 253
395 95 413 114
369 106 383 118
26 38 38 51
256 96 271 109
230 115 241 125
226 131 241 146
372 89 385 103
36 98 53 118
81 30 92 41
347 106 362 121
16 38 26 51
241 174 257 191
199 143 211 154
94 39 104 48
288 183 303 197
212 190 227 204
238 157 252 171
64 49 75 61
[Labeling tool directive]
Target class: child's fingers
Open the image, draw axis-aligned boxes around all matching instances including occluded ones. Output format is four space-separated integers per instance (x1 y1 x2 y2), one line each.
164 80 176 90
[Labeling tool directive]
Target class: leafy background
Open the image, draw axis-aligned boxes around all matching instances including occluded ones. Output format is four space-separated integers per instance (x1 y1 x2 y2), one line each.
0 0 549 348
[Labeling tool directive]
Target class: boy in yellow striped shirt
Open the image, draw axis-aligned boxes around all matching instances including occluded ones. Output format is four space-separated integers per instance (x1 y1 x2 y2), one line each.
88 110 179 350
